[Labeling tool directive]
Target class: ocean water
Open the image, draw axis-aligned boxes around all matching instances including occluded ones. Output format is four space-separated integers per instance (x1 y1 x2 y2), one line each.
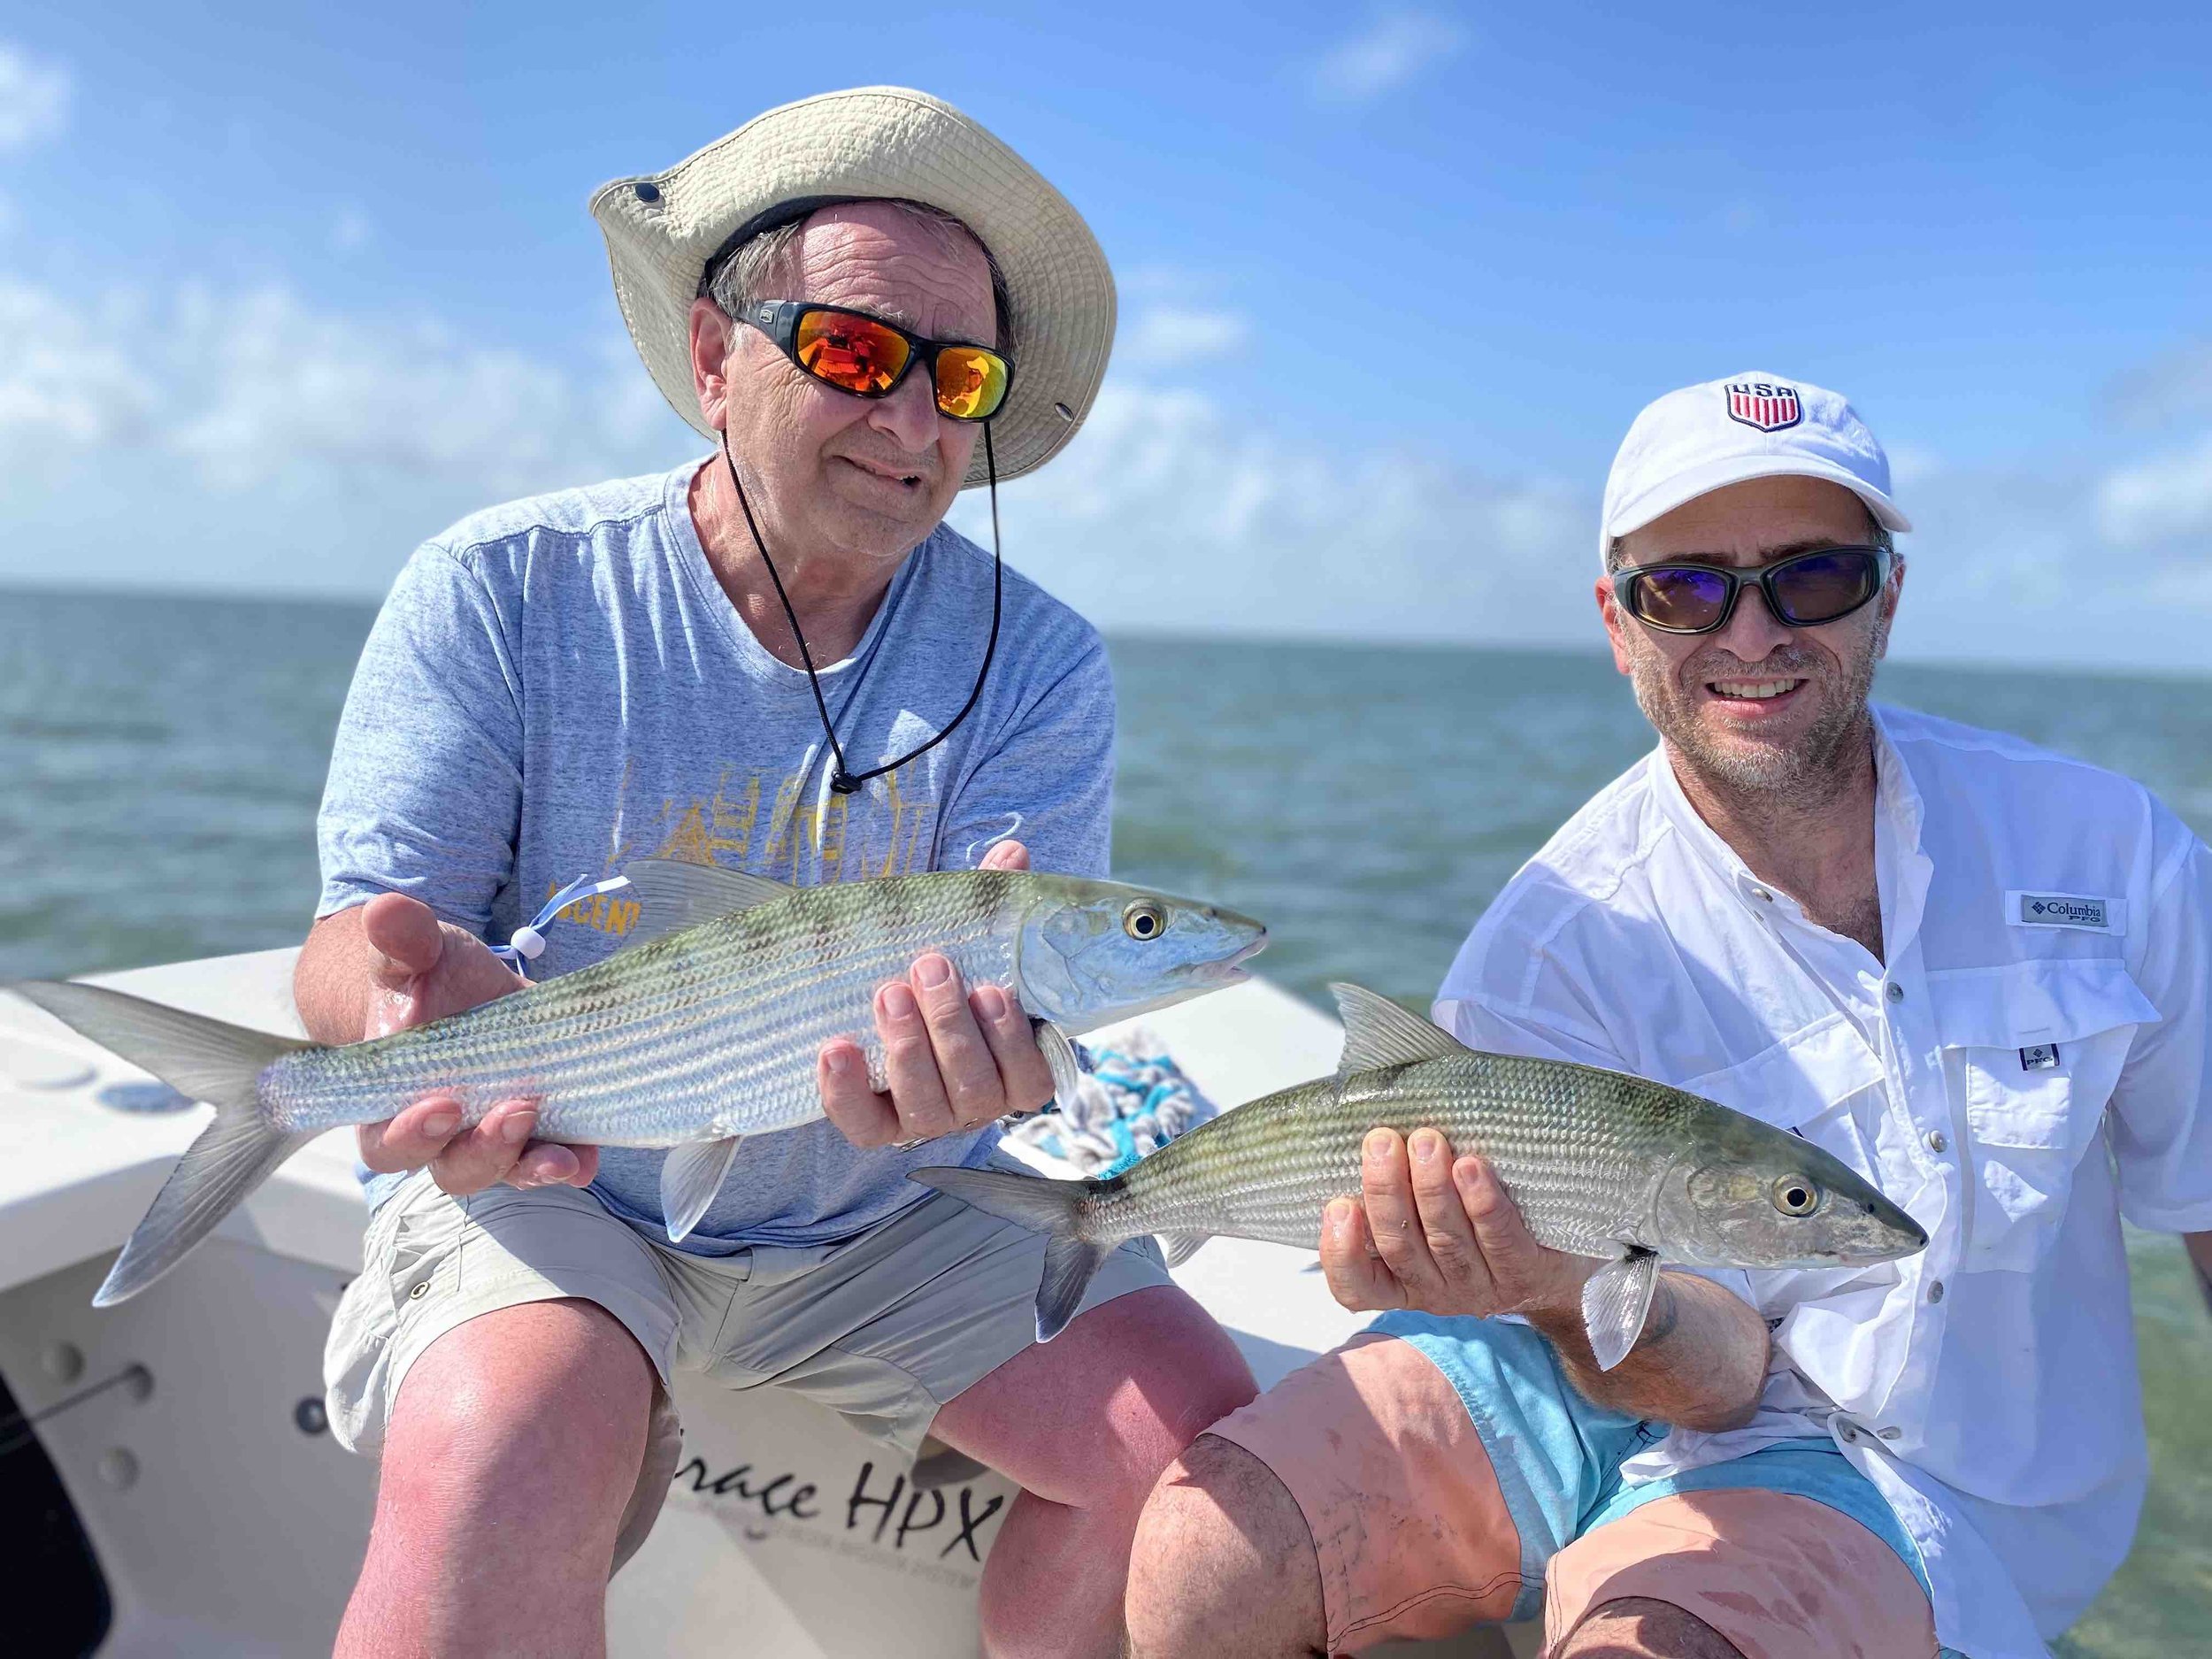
2 586 2206 1651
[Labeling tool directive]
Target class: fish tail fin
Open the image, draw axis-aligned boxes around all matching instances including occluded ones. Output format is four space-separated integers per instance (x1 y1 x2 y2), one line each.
909 1164 1104 1342
10 980 317 1305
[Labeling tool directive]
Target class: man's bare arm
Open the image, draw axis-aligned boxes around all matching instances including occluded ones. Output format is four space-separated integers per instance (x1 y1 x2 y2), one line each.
1523 1268 1768 1431
1320 1129 1768 1432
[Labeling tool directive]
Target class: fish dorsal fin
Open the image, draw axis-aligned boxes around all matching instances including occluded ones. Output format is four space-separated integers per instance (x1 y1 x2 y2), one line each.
1330 982 1463 1075
621 859 795 948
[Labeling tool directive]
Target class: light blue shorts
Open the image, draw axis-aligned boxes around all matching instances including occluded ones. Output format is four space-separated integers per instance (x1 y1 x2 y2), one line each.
1371 1311 1932 1627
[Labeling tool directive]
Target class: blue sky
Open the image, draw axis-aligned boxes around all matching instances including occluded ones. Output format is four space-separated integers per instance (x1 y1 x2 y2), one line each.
3 3 2208 668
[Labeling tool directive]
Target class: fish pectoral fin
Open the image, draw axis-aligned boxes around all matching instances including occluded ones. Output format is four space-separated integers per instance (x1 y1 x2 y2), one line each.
1157 1232 1209 1269
660 1136 743 1244
1328 982 1464 1076
1035 1020 1084 1113
1580 1247 1663 1372
619 860 796 949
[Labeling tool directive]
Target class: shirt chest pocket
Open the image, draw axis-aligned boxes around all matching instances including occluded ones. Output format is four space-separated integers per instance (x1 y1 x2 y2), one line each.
1926 958 2155 1273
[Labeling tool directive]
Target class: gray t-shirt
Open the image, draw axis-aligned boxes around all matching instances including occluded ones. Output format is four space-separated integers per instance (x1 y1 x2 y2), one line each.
316 458 1115 1250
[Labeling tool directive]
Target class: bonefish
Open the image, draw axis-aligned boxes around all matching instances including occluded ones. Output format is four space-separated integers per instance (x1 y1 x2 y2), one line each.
914 982 1925 1370
12 860 1266 1307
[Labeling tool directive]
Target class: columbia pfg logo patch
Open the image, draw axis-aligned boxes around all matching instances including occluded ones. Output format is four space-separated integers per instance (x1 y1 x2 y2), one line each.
1725 381 1801 432
2008 891 2121 933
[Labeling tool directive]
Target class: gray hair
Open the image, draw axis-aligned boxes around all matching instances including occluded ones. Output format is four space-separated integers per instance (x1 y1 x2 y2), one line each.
1604 504 1898 572
706 198 1016 357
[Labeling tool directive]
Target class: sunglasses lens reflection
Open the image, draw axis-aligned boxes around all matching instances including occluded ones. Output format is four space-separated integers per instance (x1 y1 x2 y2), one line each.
795 311 910 396
934 346 1010 420
1771 551 1878 625
1633 568 1732 631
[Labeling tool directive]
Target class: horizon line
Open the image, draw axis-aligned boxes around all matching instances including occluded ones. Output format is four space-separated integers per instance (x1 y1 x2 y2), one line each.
3 575 2207 689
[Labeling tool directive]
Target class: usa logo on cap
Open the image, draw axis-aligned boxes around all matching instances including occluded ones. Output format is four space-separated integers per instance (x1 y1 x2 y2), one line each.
1724 380 1801 432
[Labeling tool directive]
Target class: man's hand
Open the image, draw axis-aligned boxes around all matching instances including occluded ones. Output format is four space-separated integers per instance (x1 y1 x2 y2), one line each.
1319 1128 1595 1319
349 892 601 1195
1321 1126 1769 1431
818 839 1058 1149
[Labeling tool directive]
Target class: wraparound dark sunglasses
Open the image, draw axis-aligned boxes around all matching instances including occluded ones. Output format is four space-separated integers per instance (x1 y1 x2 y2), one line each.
1611 545 1895 635
738 299 1014 422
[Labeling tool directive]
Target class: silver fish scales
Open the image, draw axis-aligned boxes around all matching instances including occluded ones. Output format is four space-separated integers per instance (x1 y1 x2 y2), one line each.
1101 1050 1697 1259
277 871 1037 1142
914 983 1926 1370
10 861 1268 1307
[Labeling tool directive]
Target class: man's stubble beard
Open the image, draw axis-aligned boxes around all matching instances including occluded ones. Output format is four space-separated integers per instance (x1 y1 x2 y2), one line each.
1624 617 1886 818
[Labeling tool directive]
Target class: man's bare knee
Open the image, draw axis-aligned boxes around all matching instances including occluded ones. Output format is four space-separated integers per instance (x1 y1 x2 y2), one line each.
1556 1596 1745 1659
1126 1432 1326 1659
380 1298 657 1546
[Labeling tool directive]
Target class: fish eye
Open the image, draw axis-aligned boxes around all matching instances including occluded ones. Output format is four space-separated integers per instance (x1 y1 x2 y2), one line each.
1771 1175 1820 1217
1122 901 1166 941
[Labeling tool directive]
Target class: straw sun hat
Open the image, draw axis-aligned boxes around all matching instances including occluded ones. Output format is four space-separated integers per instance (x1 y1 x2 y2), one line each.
590 86 1116 486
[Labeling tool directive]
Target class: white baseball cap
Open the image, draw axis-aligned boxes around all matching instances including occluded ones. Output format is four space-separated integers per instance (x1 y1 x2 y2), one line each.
1599 372 1910 563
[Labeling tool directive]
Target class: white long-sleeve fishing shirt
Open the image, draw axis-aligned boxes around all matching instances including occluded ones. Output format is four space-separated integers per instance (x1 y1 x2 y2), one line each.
1434 703 2212 1659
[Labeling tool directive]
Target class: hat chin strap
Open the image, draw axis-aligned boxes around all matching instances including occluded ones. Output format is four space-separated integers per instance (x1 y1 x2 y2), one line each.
718 426 1004 796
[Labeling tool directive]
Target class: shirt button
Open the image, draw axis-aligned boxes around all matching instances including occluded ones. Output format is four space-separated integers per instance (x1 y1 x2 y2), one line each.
1878 1427 1902 1440
1886 983 1905 1002
1925 1130 1947 1153
1838 1423 1860 1443
1748 886 1773 903
408 1280 430 1301
1927 1279 1945 1303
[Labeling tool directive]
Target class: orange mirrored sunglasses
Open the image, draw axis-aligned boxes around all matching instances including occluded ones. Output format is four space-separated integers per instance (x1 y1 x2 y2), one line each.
739 300 1012 422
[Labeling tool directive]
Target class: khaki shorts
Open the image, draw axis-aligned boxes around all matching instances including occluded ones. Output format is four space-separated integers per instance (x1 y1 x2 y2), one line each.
1209 1325 1942 1659
323 1157 1170 1567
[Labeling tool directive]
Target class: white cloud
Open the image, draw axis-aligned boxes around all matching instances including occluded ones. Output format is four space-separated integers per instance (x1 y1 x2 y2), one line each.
0 43 71 151
1870 442 2212 671
0 273 698 595
1119 305 1251 366
2098 434 2212 546
5 254 2212 672
1311 11 1470 104
0 280 157 445
0 279 681 492
954 374 1594 645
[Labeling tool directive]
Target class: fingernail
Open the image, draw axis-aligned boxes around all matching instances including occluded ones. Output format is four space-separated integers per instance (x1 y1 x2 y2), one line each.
912 955 952 989
1412 1131 1440 1164
826 1047 856 1078
423 1108 460 1138
1364 1129 1394 1161
1325 1199 1354 1233
542 1148 578 1182
501 1110 537 1145
882 984 917 1020
973 983 1008 1021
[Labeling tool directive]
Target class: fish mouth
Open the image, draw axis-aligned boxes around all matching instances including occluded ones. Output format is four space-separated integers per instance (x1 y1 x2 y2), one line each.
1208 932 1270 985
